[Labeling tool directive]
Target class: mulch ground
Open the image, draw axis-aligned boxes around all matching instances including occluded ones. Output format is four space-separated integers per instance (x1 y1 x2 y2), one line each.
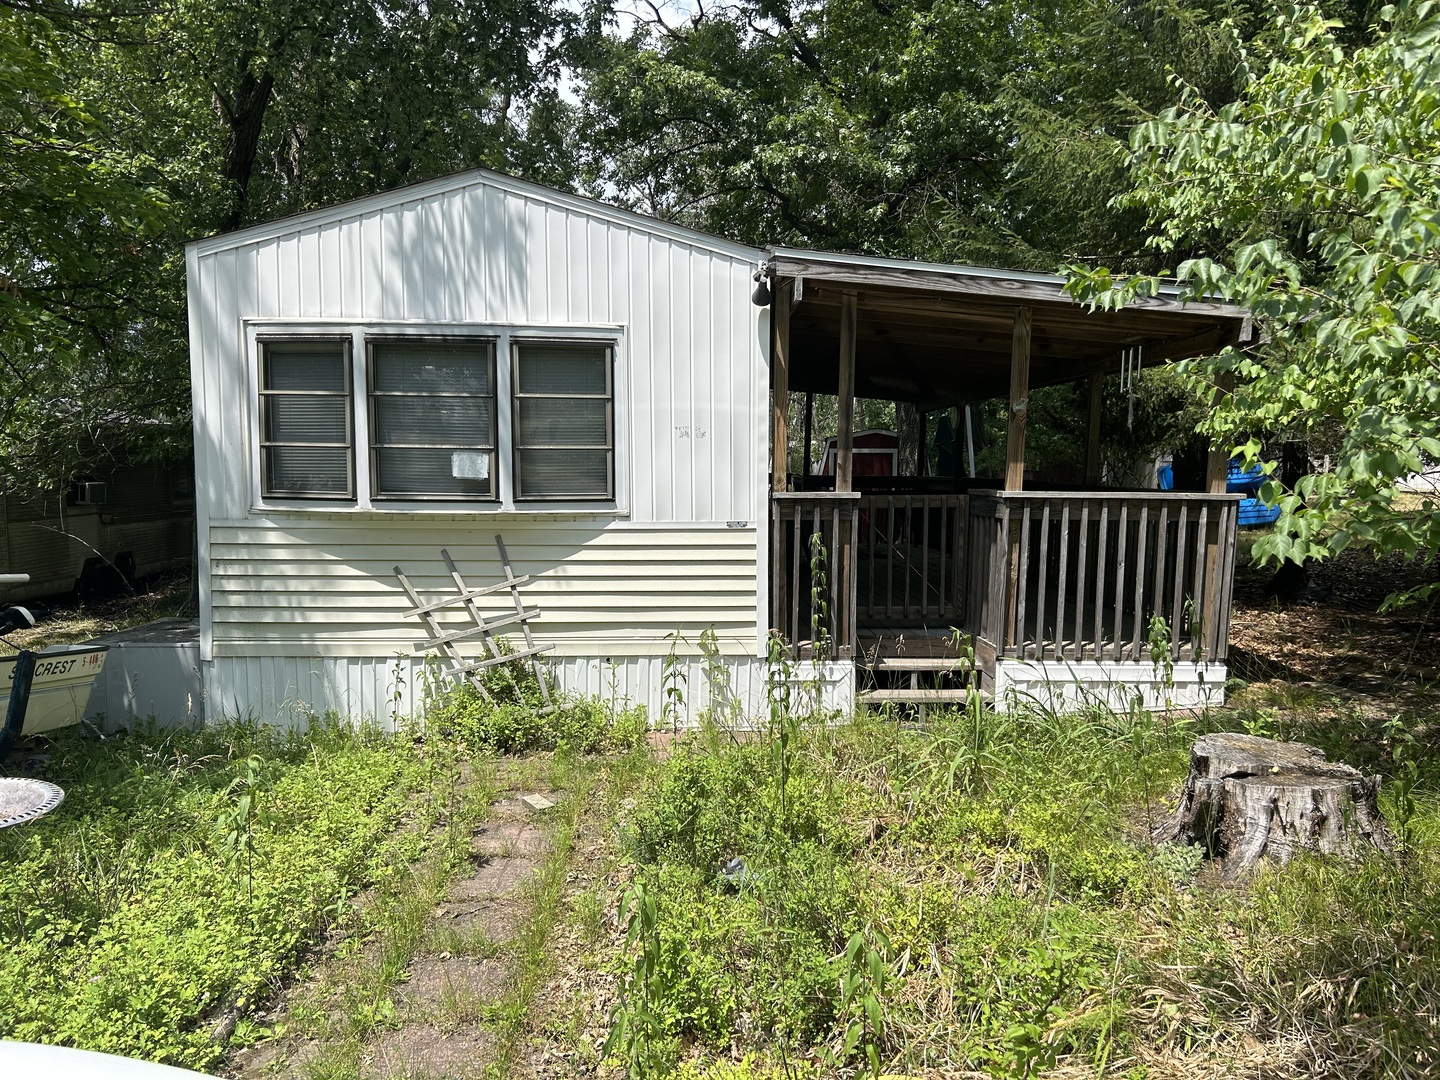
1228 540 1440 704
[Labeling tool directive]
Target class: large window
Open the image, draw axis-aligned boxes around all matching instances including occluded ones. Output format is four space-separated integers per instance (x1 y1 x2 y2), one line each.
369 339 496 499
512 342 614 500
253 330 617 507
259 339 353 498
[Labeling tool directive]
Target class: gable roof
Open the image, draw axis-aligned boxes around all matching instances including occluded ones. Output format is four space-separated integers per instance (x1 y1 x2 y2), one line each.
186 167 767 263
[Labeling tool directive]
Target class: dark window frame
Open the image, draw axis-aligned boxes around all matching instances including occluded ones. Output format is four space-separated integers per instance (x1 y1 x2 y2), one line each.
365 335 500 502
511 339 615 502
258 336 355 500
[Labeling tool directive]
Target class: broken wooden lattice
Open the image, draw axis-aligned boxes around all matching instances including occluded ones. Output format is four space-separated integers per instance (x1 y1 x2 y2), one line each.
395 535 554 711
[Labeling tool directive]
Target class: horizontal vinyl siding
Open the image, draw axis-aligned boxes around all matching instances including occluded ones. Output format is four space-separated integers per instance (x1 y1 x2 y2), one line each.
207 519 758 659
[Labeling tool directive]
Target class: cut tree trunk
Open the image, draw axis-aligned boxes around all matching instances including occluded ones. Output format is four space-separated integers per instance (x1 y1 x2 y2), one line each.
1158 732 1394 881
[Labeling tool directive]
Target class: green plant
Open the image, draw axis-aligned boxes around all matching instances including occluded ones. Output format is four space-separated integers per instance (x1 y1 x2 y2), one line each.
662 630 689 731
832 930 889 1078
605 881 677 1078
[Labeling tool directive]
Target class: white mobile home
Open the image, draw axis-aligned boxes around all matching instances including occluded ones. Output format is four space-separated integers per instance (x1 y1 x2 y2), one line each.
185 169 1250 725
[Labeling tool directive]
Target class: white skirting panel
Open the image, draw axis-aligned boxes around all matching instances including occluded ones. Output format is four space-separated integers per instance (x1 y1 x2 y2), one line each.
992 659 1226 714
202 654 857 730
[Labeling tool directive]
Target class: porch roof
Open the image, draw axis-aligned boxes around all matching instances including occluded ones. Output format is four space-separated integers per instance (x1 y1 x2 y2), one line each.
764 247 1253 408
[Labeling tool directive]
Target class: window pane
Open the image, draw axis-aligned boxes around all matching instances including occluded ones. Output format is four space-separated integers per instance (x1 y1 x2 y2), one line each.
266 395 348 444
266 446 349 494
516 345 607 395
517 448 610 497
376 397 492 446
373 342 491 393
375 448 493 496
516 398 606 446
264 344 347 391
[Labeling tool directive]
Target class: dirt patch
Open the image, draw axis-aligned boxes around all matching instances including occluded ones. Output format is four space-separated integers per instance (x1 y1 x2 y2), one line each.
1228 543 1440 708
364 1024 498 1078
395 956 508 1017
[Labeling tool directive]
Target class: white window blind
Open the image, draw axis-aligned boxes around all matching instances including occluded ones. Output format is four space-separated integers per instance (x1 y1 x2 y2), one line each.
369 340 496 498
513 342 613 499
259 340 353 498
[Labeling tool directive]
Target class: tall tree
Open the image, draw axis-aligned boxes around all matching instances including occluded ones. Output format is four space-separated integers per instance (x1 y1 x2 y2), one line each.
575 0 1272 267
0 0 577 492
1067 2 1440 588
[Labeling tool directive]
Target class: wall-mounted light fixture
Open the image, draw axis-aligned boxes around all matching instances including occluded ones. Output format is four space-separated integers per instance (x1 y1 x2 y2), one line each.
750 266 773 307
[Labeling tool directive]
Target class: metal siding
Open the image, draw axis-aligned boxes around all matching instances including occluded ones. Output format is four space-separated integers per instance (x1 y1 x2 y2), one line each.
190 175 768 684
205 653 773 728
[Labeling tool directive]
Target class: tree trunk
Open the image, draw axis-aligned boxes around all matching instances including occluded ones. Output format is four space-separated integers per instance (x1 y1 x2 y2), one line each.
1159 732 1394 881
219 68 275 232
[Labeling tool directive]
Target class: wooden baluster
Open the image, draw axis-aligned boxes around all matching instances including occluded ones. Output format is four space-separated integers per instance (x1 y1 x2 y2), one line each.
886 494 896 621
1130 504 1150 661
997 503 1012 653
1053 501 1070 662
866 495 877 620
1092 502 1109 655
1015 501 1032 658
1111 502 1129 661
791 505 803 654
920 495 931 619
1073 502 1090 661
1152 504 1169 644
1169 504 1189 661
1035 500 1051 661
1190 503 1210 662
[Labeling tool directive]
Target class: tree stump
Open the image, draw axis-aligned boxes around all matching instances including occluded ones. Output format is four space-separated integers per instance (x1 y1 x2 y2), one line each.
1158 732 1395 881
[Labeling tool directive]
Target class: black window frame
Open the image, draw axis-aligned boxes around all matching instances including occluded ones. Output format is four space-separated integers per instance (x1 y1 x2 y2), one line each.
257 336 355 500
366 335 499 502
511 339 615 502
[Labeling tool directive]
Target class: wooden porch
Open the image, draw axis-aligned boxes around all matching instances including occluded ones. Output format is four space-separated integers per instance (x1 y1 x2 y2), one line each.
763 251 1251 706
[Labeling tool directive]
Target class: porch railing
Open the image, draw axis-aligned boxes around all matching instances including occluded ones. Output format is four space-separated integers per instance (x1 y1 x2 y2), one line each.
855 494 968 625
771 492 860 659
966 491 1241 666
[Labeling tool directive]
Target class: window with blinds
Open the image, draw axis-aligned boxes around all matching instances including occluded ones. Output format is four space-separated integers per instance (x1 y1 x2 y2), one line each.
368 339 496 499
259 340 354 498
512 342 614 499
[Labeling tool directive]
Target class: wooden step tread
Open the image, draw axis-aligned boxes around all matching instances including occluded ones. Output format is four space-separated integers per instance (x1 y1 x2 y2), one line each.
860 657 975 671
858 688 982 703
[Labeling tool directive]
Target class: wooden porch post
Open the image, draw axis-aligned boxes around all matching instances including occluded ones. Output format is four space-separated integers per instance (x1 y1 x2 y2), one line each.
1205 370 1235 493
1084 373 1104 487
802 391 814 480
772 279 792 493
1004 307 1031 649
1203 369 1236 660
836 290 858 493
1004 308 1032 491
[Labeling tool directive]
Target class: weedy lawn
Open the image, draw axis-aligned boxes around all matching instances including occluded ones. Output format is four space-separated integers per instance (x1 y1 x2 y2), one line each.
589 693 1440 1080
0 720 469 1071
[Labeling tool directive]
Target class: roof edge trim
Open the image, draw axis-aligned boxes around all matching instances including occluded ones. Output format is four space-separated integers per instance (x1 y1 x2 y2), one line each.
766 247 1250 320
187 168 767 263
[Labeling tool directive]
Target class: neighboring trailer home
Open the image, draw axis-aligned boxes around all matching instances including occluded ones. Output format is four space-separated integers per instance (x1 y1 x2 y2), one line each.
185 168 1250 726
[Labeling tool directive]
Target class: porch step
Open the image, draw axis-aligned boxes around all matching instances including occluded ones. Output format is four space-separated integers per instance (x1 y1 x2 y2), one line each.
858 688 986 704
861 656 973 672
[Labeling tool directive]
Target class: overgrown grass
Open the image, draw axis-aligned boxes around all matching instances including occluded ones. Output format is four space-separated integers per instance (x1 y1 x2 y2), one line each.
606 698 1440 1078
0 718 455 1070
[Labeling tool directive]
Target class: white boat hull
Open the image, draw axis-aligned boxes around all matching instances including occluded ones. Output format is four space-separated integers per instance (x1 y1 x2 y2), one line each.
0 646 109 735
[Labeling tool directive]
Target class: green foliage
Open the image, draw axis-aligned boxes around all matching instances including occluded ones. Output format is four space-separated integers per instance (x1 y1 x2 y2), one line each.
425 659 648 755
606 699 1440 1074
0 720 442 1070
578 0 1270 267
1068 3 1440 590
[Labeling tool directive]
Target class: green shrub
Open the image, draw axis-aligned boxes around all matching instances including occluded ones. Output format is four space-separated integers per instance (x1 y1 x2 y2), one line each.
425 665 649 755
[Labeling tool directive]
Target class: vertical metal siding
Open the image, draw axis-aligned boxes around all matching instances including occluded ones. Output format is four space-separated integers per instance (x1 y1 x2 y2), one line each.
190 175 770 718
